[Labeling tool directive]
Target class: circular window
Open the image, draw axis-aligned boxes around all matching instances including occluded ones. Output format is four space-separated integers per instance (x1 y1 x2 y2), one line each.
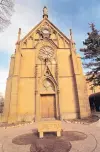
38 46 54 61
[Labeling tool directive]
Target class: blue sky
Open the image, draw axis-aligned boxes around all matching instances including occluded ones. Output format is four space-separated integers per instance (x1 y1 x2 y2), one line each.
0 0 100 95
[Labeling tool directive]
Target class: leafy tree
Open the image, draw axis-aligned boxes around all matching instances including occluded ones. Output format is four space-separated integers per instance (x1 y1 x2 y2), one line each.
80 23 100 89
0 0 14 31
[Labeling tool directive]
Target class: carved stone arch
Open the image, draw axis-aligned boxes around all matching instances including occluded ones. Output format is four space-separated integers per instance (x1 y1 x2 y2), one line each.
38 76 60 120
39 74 57 92
36 66 60 121
44 66 58 86
46 76 58 89
42 78 56 92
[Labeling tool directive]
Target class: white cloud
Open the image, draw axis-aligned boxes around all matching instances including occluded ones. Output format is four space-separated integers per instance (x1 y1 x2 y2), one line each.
0 2 43 54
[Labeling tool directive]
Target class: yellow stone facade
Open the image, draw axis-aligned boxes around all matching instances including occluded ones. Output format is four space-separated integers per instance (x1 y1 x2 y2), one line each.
3 8 91 123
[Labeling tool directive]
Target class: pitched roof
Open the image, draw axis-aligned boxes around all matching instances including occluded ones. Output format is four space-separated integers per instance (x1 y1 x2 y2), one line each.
21 17 70 43
46 18 70 43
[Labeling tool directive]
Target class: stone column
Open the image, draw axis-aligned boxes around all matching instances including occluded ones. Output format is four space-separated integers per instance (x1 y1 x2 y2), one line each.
56 62 61 120
3 55 15 122
8 43 21 123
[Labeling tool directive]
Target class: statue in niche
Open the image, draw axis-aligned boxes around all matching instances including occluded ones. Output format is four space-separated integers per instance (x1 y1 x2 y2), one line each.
43 6 48 17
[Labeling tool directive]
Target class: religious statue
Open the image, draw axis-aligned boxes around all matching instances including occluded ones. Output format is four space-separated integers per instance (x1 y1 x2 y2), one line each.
43 6 48 17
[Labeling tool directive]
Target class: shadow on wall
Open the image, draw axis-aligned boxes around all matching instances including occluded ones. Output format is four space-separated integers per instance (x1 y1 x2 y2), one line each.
89 92 100 112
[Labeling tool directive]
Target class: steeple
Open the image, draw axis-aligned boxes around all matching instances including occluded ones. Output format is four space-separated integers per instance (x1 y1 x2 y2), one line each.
43 6 48 18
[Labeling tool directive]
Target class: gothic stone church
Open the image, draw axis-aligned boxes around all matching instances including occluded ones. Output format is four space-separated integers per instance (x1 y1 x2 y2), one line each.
3 7 91 123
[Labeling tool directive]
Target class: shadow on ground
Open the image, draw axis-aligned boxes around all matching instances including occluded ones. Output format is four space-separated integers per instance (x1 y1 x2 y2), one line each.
12 129 87 152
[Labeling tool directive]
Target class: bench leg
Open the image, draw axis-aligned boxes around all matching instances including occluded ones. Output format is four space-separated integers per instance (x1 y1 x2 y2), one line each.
57 131 61 137
39 132 43 138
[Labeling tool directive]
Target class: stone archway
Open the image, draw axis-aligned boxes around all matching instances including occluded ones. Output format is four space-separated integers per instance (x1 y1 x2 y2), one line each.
40 78 57 120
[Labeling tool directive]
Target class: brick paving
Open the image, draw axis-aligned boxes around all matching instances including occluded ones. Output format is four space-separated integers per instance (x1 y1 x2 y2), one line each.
0 120 100 152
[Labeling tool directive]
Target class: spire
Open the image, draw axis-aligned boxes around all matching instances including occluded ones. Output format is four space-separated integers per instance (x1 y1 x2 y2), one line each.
18 28 21 42
69 29 76 52
43 6 48 18
16 28 21 45
69 29 73 51
16 28 23 56
70 29 73 41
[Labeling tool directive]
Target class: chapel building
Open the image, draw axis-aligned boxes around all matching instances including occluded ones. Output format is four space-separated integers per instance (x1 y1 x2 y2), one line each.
3 7 91 123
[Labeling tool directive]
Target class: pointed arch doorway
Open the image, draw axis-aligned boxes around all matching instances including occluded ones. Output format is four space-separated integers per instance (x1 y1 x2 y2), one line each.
40 78 57 120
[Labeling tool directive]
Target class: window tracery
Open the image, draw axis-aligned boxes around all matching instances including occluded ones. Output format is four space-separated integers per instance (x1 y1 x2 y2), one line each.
38 46 54 62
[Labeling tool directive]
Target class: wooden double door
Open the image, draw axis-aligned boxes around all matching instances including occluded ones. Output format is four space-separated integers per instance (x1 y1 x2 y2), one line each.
41 94 56 119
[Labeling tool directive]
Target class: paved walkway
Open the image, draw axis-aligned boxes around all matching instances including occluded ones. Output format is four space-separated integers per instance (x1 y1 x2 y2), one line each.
0 120 100 152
